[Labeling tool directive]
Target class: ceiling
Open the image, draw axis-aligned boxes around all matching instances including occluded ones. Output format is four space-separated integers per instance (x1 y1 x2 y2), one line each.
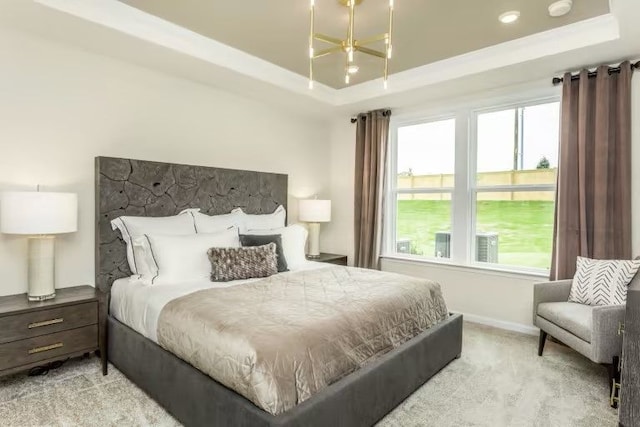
118 0 610 88
0 0 638 118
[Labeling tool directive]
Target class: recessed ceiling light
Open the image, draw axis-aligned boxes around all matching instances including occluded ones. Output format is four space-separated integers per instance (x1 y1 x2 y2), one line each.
499 11 520 24
347 65 359 74
548 0 573 17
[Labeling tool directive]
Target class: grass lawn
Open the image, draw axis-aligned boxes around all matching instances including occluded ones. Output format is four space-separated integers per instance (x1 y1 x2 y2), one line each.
396 200 554 269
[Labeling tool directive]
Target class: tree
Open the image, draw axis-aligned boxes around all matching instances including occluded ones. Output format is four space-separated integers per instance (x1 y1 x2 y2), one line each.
536 156 550 169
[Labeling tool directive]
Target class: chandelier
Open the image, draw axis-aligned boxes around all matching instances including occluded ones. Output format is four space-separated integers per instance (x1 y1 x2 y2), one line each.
308 0 394 89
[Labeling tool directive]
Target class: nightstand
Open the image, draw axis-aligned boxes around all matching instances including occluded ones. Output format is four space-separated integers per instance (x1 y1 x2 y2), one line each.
0 285 107 378
307 253 348 266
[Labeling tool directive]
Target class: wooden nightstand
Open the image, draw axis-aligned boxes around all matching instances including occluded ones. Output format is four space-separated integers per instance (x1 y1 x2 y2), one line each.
0 285 107 378
307 253 348 266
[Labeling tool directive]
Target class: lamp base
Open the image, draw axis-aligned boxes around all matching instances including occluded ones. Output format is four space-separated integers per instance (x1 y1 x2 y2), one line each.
28 292 56 302
306 222 321 257
27 236 56 302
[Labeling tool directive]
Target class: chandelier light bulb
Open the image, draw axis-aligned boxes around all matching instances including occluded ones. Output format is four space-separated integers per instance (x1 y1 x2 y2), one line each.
308 79 314 90
387 45 392 59
310 0 315 6
309 47 314 58
383 79 388 90
347 64 359 74
389 0 394 8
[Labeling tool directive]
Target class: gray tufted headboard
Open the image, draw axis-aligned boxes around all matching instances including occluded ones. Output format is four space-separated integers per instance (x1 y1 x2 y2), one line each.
95 156 288 292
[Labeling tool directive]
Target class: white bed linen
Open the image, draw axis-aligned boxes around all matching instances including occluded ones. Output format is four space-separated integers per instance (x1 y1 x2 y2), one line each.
110 261 329 342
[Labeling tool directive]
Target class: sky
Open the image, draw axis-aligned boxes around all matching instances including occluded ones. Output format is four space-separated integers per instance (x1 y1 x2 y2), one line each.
397 102 560 175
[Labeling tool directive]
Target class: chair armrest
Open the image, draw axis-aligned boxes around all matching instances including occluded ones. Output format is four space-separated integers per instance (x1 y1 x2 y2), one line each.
591 305 626 363
592 305 626 336
533 279 573 324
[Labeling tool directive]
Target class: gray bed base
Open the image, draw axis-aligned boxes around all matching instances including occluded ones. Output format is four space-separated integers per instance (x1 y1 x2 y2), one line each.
108 313 463 427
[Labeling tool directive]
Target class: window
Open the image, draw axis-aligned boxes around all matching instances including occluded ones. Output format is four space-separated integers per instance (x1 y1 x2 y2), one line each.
386 97 560 273
394 118 455 258
474 103 559 269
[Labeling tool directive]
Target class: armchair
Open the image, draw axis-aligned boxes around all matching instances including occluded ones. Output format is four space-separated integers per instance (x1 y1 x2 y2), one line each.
533 279 625 365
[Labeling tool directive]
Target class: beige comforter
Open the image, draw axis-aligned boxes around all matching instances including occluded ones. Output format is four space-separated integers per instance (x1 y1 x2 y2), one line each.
156 266 449 415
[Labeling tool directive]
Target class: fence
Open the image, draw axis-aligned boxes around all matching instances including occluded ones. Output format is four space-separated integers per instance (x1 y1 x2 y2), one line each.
397 169 556 201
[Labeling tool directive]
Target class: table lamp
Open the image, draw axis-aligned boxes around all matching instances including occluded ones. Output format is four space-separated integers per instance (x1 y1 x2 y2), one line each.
298 199 331 258
1 191 78 301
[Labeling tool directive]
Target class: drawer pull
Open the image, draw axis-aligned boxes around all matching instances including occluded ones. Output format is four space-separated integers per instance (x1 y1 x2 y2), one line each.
28 318 64 329
28 342 63 354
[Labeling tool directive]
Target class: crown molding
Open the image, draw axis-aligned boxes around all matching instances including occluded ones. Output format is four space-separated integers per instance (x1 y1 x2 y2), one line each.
35 0 619 108
34 0 338 105
335 13 619 105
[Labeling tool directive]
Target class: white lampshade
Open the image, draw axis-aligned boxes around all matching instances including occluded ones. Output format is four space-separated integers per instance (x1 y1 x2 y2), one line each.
299 199 331 223
1 192 78 235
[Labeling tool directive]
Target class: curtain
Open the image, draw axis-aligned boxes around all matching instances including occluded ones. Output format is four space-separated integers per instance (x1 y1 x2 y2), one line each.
354 109 391 269
550 62 633 280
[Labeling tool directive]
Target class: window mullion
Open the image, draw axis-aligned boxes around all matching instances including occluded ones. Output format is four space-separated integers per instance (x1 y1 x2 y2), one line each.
451 109 471 264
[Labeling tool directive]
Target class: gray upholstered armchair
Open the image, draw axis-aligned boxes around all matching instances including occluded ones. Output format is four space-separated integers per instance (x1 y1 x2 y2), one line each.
533 279 625 365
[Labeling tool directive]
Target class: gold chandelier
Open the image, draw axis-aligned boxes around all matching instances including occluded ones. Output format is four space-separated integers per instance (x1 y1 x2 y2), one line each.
308 0 394 89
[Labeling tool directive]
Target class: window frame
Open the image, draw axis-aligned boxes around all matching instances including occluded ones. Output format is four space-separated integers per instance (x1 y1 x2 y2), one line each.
384 94 560 275
385 114 458 261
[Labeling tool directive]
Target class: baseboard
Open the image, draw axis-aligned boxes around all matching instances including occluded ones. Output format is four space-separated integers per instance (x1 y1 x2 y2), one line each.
454 311 538 336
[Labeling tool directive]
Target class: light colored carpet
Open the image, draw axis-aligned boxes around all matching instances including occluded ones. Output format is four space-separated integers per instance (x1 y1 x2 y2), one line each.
0 323 618 426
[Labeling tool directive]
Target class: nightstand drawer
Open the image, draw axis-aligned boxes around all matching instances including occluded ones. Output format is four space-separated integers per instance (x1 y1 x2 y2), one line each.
0 302 97 344
0 325 97 371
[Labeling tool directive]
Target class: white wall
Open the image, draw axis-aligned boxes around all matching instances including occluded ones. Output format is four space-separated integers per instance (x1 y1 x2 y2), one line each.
322 120 356 262
327 77 640 331
0 28 331 297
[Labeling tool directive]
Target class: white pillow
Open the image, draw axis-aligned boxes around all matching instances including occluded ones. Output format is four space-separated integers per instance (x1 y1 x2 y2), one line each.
568 256 640 305
111 213 196 274
248 224 308 270
186 210 244 234
144 227 241 285
131 236 158 281
233 205 286 233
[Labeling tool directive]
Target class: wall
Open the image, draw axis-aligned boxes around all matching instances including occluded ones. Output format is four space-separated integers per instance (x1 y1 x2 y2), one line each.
327 77 640 331
0 28 331 297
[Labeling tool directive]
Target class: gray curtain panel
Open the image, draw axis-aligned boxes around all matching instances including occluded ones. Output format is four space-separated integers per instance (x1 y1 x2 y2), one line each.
354 109 391 269
551 62 634 280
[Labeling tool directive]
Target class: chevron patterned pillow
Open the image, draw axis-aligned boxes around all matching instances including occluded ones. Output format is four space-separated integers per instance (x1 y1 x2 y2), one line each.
568 257 640 305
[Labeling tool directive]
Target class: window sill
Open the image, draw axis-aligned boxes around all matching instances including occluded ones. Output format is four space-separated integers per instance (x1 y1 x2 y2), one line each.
380 254 550 280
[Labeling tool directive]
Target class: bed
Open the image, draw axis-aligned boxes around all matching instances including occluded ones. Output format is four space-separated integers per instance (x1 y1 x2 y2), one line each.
96 156 463 427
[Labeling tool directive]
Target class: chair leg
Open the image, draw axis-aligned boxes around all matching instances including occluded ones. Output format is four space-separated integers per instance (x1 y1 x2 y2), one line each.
538 330 548 356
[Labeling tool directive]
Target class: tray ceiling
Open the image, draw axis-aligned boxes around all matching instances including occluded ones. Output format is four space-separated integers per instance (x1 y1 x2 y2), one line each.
119 0 609 89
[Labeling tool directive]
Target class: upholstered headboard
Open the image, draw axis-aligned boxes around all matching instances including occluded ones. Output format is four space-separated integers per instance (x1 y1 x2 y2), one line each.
95 156 288 292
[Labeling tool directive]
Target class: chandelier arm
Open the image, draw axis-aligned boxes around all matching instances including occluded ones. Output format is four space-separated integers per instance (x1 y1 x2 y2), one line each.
313 33 344 46
312 46 343 59
354 33 389 47
387 0 394 58
309 1 314 88
348 1 355 52
355 46 386 59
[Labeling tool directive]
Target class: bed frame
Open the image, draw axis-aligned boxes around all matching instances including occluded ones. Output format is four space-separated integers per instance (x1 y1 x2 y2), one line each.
96 156 463 427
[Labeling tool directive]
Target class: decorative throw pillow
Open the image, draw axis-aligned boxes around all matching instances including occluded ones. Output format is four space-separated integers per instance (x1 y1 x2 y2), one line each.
208 243 278 282
568 257 640 305
239 234 288 272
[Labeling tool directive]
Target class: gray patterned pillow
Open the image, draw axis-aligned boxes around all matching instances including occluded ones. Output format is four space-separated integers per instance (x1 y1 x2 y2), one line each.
568 256 640 305
208 243 278 282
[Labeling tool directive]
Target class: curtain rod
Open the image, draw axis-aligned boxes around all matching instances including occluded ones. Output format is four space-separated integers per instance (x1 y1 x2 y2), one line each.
350 109 391 123
552 60 640 85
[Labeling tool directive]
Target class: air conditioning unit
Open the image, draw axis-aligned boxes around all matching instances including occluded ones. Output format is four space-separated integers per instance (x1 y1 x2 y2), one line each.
396 238 412 254
476 232 499 263
435 232 451 258
433 231 499 262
